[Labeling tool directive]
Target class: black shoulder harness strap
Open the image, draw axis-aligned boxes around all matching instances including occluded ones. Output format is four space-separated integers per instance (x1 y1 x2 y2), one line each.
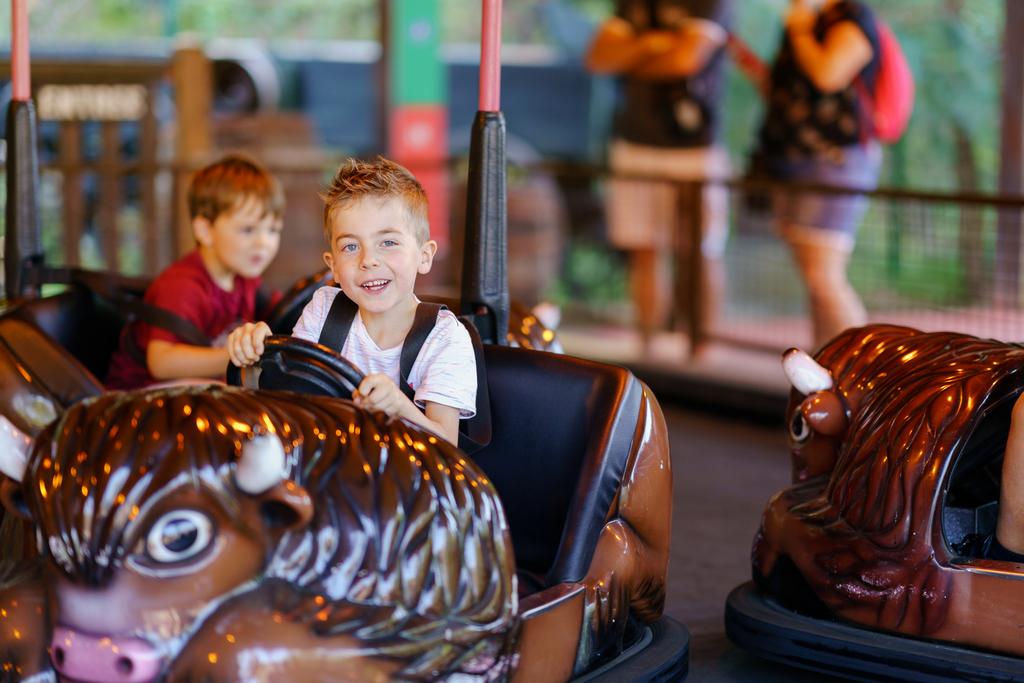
25 266 212 348
23 266 212 366
317 292 491 454
454 318 492 454
400 303 446 401
317 289 360 354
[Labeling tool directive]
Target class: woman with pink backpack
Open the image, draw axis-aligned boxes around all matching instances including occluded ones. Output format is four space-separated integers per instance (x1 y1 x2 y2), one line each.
746 0 909 349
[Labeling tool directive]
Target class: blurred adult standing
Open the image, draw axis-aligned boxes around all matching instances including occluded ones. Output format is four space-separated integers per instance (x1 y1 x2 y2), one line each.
757 0 882 348
586 0 732 350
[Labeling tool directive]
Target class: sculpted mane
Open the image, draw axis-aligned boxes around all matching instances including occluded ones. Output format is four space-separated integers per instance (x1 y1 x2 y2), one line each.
808 326 1024 548
24 385 516 679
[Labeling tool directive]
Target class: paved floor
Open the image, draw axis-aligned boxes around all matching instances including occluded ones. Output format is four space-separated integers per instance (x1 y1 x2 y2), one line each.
558 327 791 396
661 405 836 682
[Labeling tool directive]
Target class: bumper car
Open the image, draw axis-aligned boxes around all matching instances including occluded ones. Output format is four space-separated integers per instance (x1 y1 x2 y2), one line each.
725 323 1024 682
0 1 685 681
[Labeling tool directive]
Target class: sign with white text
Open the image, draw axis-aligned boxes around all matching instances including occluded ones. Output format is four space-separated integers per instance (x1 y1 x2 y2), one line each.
36 84 148 121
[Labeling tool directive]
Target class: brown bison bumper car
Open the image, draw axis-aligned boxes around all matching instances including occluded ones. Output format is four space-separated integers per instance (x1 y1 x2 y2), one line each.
725 324 1024 682
0 288 683 683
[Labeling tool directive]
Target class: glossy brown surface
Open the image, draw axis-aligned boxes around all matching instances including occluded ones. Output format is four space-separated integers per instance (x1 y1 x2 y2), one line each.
578 385 672 668
755 324 1024 649
1 386 518 681
511 583 585 683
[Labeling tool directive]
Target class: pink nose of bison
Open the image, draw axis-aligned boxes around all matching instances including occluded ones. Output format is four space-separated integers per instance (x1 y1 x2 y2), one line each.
50 626 163 683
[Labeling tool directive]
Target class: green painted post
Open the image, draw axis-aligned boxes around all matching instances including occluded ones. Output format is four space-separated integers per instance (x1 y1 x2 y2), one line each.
388 0 449 252
391 0 446 107
162 0 178 37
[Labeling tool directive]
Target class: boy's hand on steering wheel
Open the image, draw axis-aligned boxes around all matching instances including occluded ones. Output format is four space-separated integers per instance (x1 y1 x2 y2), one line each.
228 322 272 367
352 374 412 418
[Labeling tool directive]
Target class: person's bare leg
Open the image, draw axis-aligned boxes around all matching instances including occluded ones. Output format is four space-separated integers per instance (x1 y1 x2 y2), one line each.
785 228 866 348
690 256 724 356
629 249 671 347
693 182 728 355
997 392 1024 555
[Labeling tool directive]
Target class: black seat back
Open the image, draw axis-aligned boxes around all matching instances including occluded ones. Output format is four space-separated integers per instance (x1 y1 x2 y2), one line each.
7 285 126 381
472 345 643 585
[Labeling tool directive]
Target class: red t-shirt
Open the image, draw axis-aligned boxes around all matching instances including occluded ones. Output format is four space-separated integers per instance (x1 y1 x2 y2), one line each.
105 251 265 390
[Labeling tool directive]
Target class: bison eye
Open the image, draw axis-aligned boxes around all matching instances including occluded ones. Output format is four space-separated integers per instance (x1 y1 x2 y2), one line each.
790 411 811 444
146 510 214 564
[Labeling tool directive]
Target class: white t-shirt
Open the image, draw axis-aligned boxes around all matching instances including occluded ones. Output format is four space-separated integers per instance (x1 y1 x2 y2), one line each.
292 286 477 418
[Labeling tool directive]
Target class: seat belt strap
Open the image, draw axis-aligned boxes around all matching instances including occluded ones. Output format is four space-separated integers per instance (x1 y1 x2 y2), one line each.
317 295 492 454
317 290 359 353
319 296 442 402
397 305 492 454
24 265 211 347
22 265 213 366
400 303 446 401
455 316 492 454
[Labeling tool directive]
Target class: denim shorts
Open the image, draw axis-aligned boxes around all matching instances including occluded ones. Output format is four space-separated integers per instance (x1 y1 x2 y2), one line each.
770 142 882 236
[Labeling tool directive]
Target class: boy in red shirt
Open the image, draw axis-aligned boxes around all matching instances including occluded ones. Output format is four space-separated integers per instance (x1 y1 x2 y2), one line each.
106 155 284 389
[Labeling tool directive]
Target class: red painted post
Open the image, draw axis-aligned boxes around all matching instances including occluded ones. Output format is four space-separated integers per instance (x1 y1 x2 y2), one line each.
479 0 503 112
11 0 30 101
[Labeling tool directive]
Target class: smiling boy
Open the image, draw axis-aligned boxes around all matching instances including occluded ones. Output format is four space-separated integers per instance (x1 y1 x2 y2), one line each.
229 158 476 445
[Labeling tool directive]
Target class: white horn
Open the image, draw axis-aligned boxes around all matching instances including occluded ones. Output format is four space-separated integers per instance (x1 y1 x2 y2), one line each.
782 348 834 395
235 432 287 495
0 414 32 483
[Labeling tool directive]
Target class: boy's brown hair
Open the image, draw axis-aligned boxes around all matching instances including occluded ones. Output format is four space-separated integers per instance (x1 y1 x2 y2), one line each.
321 157 429 246
188 154 284 223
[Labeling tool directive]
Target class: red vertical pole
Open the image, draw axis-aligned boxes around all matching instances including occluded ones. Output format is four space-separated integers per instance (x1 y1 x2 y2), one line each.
11 0 30 101
479 0 502 112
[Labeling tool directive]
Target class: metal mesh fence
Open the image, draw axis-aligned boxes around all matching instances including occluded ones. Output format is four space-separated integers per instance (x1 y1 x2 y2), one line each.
722 182 1024 352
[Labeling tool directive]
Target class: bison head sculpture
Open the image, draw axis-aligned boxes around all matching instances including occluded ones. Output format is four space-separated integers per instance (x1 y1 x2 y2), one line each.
0 385 517 682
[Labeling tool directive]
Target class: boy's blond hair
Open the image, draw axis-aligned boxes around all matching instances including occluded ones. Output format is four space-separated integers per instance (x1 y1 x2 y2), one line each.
321 158 430 246
188 154 284 223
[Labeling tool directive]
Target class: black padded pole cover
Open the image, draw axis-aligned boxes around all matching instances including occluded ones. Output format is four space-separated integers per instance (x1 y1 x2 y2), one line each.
4 99 43 299
460 111 509 346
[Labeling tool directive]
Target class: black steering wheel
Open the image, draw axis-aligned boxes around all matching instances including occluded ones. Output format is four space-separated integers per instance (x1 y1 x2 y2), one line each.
226 335 365 399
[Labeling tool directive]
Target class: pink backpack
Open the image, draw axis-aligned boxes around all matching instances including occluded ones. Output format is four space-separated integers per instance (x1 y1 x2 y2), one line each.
857 18 915 144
